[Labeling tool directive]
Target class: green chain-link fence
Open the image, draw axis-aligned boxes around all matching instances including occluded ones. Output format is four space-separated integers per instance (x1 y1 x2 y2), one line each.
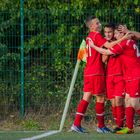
0 0 140 130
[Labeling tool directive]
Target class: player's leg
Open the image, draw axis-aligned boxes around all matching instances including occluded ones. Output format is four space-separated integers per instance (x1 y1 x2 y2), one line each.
94 76 111 133
125 94 135 132
113 76 125 132
73 92 92 127
71 92 92 133
71 76 93 133
110 99 117 125
96 95 105 129
96 95 111 133
135 97 140 115
115 75 140 134
106 76 117 125
130 97 140 115
116 79 137 134
130 79 140 115
116 94 134 134
114 97 124 132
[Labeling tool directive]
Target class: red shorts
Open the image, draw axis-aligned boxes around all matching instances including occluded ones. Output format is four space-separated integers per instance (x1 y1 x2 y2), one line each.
125 78 140 98
83 75 105 95
106 75 125 100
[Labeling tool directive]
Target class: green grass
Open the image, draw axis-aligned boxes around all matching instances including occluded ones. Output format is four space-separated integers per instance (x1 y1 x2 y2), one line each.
0 131 44 140
41 130 140 140
1 129 140 140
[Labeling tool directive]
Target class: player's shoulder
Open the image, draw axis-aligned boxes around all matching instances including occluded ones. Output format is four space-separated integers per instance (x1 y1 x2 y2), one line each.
120 39 129 46
88 31 101 37
87 31 100 41
125 39 136 46
121 39 128 43
119 39 137 49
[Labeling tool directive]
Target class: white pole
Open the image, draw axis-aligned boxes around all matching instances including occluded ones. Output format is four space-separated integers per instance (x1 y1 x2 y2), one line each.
59 60 81 131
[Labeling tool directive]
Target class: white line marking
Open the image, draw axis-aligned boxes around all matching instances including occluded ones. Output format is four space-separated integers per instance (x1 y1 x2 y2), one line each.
20 130 60 140
0 131 45 133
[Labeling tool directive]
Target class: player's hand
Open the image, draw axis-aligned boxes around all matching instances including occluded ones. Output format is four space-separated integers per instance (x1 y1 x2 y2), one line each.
102 54 109 63
88 38 95 47
124 32 134 40
118 25 129 33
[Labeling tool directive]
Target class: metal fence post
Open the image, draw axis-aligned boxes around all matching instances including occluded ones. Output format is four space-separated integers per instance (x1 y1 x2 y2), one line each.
20 0 24 117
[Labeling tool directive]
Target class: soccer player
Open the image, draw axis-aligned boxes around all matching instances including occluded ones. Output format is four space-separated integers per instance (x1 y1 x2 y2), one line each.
88 25 140 134
104 24 125 133
71 16 128 133
118 25 140 116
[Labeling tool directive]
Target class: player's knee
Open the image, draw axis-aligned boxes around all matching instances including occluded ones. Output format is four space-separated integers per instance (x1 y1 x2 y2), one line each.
125 95 130 103
115 100 122 106
111 99 116 107
83 92 92 102
125 98 131 107
130 98 140 110
96 95 105 103
131 103 139 110
115 98 124 106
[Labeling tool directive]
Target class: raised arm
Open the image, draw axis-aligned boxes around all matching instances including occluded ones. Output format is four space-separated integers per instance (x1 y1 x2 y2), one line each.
128 31 140 39
103 33 128 49
118 25 140 39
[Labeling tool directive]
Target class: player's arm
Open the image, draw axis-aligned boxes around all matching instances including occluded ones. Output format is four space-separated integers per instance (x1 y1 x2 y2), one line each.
90 42 113 55
91 32 128 49
103 33 128 49
128 31 140 39
87 36 115 55
102 54 109 63
118 25 140 39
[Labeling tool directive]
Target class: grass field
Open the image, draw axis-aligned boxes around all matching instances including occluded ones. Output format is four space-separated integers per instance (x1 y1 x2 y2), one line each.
43 128 140 140
0 131 44 140
1 128 140 140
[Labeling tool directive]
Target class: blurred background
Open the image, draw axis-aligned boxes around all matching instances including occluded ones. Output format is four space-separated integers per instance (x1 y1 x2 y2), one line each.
0 0 140 131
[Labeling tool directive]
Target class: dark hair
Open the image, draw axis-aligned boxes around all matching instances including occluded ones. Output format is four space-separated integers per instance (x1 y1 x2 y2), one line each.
104 23 115 30
85 15 96 27
114 23 124 30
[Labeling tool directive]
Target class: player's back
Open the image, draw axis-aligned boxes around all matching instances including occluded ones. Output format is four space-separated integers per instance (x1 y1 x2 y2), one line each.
120 39 140 80
84 32 106 76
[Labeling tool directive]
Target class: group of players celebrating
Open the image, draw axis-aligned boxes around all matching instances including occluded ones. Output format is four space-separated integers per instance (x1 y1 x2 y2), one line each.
71 15 140 134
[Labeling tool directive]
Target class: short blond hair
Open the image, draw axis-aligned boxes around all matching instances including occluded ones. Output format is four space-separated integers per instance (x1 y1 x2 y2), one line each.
85 15 96 28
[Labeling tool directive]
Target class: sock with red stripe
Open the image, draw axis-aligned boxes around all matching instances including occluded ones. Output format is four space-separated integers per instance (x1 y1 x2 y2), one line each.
95 102 105 128
112 106 117 124
74 99 89 126
116 105 124 127
125 107 135 129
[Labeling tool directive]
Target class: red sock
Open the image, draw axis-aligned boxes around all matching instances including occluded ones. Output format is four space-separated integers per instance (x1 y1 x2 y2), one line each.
136 109 140 115
116 106 124 127
125 107 135 129
112 106 117 124
95 102 105 128
74 99 89 126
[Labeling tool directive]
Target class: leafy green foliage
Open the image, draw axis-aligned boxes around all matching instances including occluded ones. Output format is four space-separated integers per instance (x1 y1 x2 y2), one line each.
0 0 140 118
22 119 41 130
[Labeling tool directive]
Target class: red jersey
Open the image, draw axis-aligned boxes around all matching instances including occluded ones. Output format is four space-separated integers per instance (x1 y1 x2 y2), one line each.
110 39 140 81
84 32 107 76
106 55 123 76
